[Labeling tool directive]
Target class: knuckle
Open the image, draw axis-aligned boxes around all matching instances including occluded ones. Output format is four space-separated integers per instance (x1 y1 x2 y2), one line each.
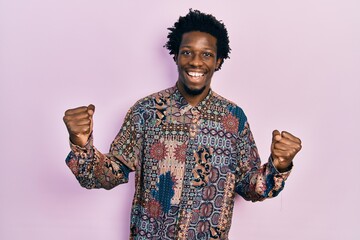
296 144 302 151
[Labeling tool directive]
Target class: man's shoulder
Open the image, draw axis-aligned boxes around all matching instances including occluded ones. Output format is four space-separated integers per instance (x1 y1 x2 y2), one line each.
211 91 248 130
211 91 245 113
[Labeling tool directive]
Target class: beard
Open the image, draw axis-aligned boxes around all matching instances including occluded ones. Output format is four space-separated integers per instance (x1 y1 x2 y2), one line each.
183 84 206 96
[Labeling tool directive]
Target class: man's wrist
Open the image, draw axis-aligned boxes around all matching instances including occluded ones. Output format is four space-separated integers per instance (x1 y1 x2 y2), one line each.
276 162 293 173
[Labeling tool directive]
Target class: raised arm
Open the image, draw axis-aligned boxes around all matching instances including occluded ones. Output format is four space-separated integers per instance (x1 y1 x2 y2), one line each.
234 122 302 201
63 105 142 190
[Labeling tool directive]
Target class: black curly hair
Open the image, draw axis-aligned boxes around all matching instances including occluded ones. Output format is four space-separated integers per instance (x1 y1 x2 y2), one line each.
165 9 231 71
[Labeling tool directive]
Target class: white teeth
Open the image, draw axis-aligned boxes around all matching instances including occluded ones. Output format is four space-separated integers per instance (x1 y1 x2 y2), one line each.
188 72 204 77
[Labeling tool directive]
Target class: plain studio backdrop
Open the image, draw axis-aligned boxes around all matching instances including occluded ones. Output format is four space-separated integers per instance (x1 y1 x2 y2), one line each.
0 0 359 239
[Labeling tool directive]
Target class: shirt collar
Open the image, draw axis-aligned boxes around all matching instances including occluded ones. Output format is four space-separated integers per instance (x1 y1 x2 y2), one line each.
170 85 213 115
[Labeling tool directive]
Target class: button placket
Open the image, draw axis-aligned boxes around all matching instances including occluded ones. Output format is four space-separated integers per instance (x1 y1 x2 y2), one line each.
189 108 201 139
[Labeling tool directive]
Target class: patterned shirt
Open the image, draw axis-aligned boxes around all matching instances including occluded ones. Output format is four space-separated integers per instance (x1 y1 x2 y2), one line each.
66 86 291 240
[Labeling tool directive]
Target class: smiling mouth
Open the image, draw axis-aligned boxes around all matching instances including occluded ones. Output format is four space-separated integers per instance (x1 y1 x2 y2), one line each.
186 71 205 78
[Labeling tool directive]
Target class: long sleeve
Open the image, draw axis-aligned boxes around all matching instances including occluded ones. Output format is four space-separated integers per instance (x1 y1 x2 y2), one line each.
65 106 143 190
234 121 291 202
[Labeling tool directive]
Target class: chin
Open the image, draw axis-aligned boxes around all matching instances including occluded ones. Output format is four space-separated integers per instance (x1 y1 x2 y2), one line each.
183 84 206 96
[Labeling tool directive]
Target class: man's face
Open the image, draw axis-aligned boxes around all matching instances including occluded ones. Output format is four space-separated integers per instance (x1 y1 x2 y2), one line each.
176 31 222 96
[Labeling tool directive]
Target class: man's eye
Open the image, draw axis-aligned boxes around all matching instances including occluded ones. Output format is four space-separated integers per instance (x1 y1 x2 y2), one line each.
203 52 214 57
181 50 191 55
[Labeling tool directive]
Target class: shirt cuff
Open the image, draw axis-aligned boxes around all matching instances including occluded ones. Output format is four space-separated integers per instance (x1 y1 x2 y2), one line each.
268 155 292 178
69 135 94 159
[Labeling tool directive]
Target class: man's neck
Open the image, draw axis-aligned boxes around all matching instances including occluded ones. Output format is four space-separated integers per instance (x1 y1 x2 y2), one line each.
176 82 210 107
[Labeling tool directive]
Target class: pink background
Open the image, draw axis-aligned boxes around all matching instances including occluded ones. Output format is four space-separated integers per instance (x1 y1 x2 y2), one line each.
1 0 359 239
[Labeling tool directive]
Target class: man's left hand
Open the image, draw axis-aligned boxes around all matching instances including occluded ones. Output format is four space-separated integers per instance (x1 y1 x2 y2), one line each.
271 130 302 172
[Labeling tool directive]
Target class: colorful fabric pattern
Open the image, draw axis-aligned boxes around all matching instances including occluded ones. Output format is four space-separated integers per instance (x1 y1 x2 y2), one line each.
66 86 291 239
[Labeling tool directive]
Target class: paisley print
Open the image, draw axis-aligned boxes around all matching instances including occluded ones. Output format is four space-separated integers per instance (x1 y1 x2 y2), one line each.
66 86 292 239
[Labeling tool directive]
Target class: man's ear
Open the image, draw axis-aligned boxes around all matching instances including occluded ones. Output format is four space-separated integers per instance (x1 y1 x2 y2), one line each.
215 58 223 71
174 54 178 64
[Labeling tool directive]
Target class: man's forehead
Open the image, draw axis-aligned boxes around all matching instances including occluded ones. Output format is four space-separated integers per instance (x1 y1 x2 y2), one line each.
180 31 217 47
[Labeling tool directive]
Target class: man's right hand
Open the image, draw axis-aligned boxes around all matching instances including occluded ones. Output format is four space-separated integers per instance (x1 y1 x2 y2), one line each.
63 104 95 147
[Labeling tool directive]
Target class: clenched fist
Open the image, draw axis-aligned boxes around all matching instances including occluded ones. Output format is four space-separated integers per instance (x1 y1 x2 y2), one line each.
271 130 302 172
63 104 95 147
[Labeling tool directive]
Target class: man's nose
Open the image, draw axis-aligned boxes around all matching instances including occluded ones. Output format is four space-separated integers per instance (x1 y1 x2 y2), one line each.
189 54 203 67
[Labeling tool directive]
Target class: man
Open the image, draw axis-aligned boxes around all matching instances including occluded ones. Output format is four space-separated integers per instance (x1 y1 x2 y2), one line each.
63 9 302 240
